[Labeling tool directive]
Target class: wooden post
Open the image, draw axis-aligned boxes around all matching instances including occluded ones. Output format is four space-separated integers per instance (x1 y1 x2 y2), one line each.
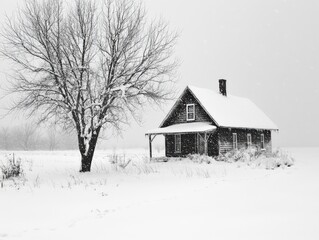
204 132 208 155
149 134 152 159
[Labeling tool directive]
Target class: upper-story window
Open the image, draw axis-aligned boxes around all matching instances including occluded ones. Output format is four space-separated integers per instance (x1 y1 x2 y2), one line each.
261 134 265 149
247 133 252 147
186 104 195 121
233 133 237 149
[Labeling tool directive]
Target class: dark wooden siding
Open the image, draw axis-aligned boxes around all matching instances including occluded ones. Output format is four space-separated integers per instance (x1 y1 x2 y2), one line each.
165 132 219 157
162 89 213 127
160 87 274 157
208 132 219 156
165 134 196 157
182 134 197 155
218 128 272 154
165 128 272 157
165 135 175 156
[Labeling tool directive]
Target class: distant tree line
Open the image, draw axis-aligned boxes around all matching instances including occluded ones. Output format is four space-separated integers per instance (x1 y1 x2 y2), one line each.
0 122 78 150
0 120 166 151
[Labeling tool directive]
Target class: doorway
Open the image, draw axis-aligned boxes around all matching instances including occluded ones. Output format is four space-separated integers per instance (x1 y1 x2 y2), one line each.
196 133 205 155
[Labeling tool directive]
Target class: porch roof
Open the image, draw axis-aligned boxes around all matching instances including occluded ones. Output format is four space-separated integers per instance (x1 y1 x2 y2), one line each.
145 122 216 135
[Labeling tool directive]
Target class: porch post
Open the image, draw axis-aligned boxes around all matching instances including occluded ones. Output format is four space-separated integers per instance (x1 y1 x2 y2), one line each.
204 132 208 155
148 134 153 159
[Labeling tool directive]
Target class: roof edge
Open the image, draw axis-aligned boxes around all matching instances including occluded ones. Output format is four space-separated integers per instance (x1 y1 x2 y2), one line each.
187 86 220 127
159 85 278 131
159 86 219 128
219 125 279 131
158 86 189 128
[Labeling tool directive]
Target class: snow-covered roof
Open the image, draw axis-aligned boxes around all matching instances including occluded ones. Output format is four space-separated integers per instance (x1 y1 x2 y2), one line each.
159 85 278 130
187 85 279 130
146 122 216 135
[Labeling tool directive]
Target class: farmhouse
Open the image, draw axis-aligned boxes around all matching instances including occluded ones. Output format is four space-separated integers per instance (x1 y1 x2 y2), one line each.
146 80 279 158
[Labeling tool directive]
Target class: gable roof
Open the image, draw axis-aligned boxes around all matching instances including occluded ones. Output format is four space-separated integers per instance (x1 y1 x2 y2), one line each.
160 85 279 130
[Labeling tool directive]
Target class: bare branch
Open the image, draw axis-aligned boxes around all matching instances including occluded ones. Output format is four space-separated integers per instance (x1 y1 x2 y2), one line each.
0 0 178 172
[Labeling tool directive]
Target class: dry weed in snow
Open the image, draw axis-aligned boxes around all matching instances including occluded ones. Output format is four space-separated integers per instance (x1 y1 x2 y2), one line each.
1 148 317 240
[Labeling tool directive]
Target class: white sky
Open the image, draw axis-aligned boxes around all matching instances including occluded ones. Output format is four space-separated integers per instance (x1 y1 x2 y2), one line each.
0 0 318 148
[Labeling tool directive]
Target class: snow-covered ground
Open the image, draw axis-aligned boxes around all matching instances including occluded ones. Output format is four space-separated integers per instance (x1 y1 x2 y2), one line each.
0 148 318 240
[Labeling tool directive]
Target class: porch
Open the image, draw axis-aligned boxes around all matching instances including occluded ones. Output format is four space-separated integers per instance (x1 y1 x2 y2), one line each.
145 122 217 159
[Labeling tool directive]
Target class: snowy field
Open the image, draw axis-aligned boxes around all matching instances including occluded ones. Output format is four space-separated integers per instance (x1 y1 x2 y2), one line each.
0 148 318 240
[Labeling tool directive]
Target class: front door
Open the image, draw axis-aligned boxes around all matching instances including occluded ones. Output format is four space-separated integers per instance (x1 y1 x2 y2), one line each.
196 133 205 155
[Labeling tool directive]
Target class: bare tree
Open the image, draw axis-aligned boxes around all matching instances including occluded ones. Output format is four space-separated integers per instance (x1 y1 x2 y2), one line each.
18 122 38 150
47 126 58 151
0 0 177 171
0 127 10 150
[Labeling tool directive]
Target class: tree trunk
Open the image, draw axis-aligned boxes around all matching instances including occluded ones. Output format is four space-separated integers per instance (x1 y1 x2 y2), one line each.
79 129 101 172
80 153 93 172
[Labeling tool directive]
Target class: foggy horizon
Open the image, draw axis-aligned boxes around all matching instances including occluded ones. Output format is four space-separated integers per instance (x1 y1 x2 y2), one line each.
1 0 319 149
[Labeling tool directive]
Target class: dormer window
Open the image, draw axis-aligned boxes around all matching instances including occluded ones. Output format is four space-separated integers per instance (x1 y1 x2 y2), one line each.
186 104 195 121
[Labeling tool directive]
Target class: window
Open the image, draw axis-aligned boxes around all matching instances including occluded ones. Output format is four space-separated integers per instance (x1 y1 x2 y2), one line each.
261 134 265 149
175 134 181 153
247 133 252 147
233 133 237 149
186 104 195 121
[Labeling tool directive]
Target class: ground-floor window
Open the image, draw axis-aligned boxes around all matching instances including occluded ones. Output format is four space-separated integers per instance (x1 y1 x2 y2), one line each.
232 133 237 149
247 133 252 147
261 134 265 149
175 134 181 153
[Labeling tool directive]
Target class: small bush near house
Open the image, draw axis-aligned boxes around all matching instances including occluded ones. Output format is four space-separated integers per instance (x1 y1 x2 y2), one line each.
187 154 214 164
217 147 295 170
254 149 295 170
216 147 259 162
0 154 23 179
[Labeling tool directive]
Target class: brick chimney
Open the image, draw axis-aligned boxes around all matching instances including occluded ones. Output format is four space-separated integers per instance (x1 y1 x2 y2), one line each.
219 79 227 96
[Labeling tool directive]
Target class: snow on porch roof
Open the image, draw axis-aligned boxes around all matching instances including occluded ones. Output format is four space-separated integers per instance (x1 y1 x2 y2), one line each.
145 122 216 135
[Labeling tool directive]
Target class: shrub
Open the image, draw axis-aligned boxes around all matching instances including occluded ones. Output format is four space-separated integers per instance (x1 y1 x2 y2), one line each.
132 163 158 175
216 147 258 163
254 149 295 169
216 147 295 170
187 154 214 164
109 153 131 170
0 154 23 179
